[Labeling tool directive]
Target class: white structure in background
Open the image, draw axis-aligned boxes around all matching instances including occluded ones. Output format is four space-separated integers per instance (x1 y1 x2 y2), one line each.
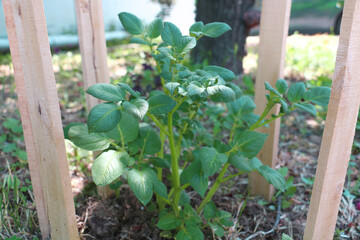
0 0 195 49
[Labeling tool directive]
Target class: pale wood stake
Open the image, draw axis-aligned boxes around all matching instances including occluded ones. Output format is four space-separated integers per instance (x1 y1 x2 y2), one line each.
74 0 112 198
304 1 360 239
2 0 78 239
250 0 291 200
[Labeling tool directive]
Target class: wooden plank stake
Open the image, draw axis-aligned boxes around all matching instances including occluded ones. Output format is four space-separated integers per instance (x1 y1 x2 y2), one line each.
250 0 291 200
74 0 112 198
2 0 78 239
304 1 360 239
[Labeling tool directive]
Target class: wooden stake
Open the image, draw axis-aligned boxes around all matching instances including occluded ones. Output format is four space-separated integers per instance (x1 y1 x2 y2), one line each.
74 0 112 198
304 1 360 238
2 0 78 239
250 0 291 200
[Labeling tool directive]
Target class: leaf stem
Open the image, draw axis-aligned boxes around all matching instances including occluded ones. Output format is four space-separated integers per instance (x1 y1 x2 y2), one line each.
146 113 170 136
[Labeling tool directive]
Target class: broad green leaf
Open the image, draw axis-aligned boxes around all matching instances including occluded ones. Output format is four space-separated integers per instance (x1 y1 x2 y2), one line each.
142 168 168 199
87 102 122 133
282 233 293 240
265 82 281 97
279 98 289 113
149 157 170 168
209 222 225 237
303 86 331 106
257 165 286 192
199 147 228 178
227 96 256 115
187 84 205 96
189 21 204 36
68 124 110 151
147 18 163 39
122 98 149 120
136 123 161 155
249 157 263 170
117 82 140 98
161 22 182 47
235 131 268 158
229 153 252 172
204 65 235 82
216 210 234 227
180 160 208 197
129 37 150 45
86 83 125 102
105 111 139 143
207 85 235 102
118 12 144 35
287 82 305 103
176 226 204 240
203 201 217 220
226 82 243 98
157 47 176 60
92 150 130 186
276 79 288 94
148 94 176 115
157 213 181 230
203 22 231 38
165 82 180 95
127 168 153 205
177 36 196 55
294 102 317 117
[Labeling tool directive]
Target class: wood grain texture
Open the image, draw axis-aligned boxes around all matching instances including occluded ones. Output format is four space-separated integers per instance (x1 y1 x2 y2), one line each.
74 0 112 199
2 0 78 239
304 0 360 239
250 0 291 200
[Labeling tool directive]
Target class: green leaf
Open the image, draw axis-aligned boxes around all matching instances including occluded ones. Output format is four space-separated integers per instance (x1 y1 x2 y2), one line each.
180 160 208 197
229 153 252 172
157 213 181 230
189 21 204 36
279 98 289 113
117 82 140 98
276 79 288 94
136 123 161 155
209 222 225 237
294 102 317 117
87 102 122 133
187 84 205 96
86 83 125 102
303 86 331 106
235 131 268 158
204 65 235 82
249 157 263 170
147 18 163 39
105 111 139 143
176 36 196 55
176 226 204 240
203 201 217 220
161 22 182 47
165 82 180 95
68 124 110 151
149 157 170 168
265 82 281 97
142 168 168 199
203 22 231 38
148 94 176 115
129 37 150 45
199 147 228 178
216 210 234 227
287 82 305 103
127 168 154 205
157 47 176 60
257 165 286 192
122 98 149 120
227 96 256 115
118 12 143 35
92 150 130 186
207 85 235 102
282 233 293 240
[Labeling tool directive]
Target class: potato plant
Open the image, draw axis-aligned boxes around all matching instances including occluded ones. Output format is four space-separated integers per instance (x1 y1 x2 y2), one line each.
67 12 331 239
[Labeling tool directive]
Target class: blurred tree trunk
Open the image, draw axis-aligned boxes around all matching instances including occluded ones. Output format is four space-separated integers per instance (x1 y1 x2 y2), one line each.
192 0 257 74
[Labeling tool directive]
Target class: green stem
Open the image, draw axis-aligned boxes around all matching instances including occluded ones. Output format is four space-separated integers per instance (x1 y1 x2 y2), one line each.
147 113 170 136
156 131 166 210
196 163 230 214
180 183 190 192
176 106 198 157
220 171 246 183
249 102 275 131
168 112 181 216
